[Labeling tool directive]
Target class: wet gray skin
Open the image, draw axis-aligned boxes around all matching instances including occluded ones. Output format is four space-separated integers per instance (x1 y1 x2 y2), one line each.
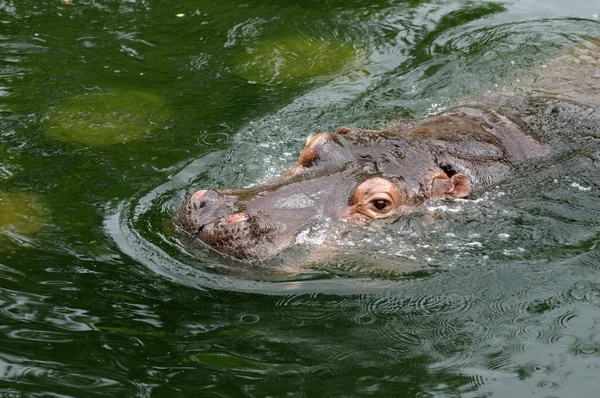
178 40 600 262
179 107 548 261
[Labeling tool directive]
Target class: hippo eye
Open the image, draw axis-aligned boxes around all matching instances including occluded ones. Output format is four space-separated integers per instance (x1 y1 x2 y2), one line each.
372 199 389 210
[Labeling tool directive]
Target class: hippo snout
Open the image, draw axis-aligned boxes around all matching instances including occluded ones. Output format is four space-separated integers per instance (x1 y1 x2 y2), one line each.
179 189 291 261
179 189 239 235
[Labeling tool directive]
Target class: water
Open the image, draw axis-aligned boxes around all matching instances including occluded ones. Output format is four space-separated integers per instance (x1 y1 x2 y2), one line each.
2 0 600 396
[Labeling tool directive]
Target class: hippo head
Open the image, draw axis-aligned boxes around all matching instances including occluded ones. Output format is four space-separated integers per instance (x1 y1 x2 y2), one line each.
176 108 539 262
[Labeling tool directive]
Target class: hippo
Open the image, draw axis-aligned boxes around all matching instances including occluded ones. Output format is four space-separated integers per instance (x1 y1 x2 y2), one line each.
178 39 600 263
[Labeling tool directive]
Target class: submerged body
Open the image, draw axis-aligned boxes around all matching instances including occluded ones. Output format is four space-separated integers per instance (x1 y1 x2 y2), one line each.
179 40 600 262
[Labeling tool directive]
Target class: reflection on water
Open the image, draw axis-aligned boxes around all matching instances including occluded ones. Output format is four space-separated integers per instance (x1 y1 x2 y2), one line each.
2 0 600 395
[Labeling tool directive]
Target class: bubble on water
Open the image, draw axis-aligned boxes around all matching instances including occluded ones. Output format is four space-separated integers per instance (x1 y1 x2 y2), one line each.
427 204 462 213
503 247 525 256
232 36 362 85
295 226 327 246
237 313 260 324
0 191 48 236
570 182 591 191
45 90 169 145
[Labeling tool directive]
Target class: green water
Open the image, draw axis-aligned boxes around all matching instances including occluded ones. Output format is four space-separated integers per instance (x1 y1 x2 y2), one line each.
3 0 600 396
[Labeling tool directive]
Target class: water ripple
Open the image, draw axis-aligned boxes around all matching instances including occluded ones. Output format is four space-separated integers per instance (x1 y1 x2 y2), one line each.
556 309 597 333
7 329 72 343
0 353 130 394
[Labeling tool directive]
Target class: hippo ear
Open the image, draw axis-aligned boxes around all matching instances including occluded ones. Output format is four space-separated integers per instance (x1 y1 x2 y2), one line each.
431 173 471 199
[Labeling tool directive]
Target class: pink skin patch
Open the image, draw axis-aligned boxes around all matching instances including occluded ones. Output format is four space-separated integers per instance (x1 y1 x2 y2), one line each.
224 213 248 223
193 190 207 201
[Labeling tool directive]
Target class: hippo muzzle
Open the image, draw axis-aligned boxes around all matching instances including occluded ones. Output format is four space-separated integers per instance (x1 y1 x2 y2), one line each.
179 189 297 261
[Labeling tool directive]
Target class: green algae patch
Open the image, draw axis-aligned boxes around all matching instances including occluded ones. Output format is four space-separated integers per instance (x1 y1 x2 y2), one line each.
45 90 168 145
233 36 361 85
0 191 48 235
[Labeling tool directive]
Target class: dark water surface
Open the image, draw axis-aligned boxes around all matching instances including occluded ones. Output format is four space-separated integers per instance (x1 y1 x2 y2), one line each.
3 0 600 396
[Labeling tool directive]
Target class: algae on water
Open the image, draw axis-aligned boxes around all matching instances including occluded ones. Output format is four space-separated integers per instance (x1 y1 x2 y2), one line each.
45 90 169 145
233 36 361 85
0 191 47 235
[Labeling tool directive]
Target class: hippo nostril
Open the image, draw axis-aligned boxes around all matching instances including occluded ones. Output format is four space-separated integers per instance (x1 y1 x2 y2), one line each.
192 200 206 210
224 213 248 223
